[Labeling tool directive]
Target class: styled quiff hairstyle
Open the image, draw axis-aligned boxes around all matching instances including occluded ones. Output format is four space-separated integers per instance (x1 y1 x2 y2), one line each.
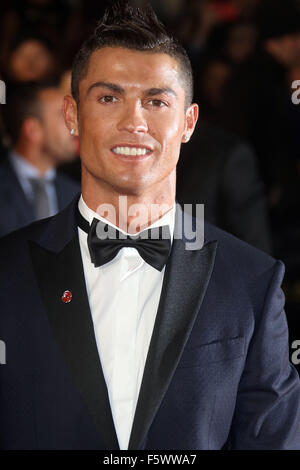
71 0 193 108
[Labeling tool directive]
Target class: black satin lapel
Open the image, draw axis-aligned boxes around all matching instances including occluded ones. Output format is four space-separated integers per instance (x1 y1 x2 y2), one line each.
29 236 119 450
128 236 218 450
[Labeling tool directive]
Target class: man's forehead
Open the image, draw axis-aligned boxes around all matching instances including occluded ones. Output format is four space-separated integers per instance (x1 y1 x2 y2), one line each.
81 46 183 92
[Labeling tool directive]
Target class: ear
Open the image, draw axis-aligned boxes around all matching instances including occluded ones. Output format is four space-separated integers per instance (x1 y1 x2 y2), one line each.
63 95 78 136
181 103 199 143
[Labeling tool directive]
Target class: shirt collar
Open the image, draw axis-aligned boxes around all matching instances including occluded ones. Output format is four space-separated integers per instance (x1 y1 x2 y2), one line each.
78 194 176 242
9 150 56 182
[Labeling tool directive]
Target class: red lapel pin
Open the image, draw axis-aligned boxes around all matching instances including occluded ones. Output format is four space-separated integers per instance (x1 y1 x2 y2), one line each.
62 290 72 303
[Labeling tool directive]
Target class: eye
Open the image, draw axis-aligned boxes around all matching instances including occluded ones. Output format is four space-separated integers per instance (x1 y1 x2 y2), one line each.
148 99 167 107
98 95 118 103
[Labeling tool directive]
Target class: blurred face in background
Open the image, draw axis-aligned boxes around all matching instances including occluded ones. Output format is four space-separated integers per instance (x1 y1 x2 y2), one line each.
266 33 300 68
226 23 257 64
8 39 56 82
201 59 232 107
39 88 77 164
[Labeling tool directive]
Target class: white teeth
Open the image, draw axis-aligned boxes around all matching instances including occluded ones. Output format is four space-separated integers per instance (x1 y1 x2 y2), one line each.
112 146 150 156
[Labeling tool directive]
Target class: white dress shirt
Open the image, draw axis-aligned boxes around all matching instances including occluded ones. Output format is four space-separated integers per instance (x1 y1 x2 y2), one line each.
77 195 175 450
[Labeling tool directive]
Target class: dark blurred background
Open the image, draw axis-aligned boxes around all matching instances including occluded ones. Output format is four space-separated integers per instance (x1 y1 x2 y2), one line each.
0 0 299 371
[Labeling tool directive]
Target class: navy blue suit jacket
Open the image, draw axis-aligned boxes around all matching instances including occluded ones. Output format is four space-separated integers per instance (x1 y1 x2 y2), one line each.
0 197 299 449
0 155 80 237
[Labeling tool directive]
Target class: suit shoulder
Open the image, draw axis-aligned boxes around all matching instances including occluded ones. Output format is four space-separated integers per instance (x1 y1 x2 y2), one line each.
204 221 279 273
0 194 78 254
0 216 54 252
203 223 284 317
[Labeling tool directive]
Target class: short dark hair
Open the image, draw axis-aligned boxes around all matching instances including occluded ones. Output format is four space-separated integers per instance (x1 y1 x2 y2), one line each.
71 1 193 108
1 80 57 145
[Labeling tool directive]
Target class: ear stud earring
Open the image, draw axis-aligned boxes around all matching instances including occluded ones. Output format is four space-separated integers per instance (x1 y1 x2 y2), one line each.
183 134 189 142
70 128 75 135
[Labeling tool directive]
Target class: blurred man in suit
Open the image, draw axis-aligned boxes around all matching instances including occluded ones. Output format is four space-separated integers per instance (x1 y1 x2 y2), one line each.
176 123 272 253
218 0 300 196
0 81 80 236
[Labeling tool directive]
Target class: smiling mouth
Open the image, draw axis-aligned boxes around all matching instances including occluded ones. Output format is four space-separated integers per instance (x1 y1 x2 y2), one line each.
111 146 152 156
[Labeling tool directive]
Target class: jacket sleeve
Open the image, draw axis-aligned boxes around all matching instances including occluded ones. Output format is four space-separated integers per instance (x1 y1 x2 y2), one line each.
229 260 300 449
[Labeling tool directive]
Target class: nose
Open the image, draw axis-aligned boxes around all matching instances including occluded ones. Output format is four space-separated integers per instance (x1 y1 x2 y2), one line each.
117 101 148 134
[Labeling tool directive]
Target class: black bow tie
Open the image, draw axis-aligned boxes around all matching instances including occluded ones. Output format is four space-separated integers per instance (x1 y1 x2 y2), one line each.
76 207 172 271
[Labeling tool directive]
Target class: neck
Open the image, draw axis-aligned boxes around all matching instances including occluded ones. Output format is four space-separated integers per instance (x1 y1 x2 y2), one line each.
14 142 54 176
81 171 176 234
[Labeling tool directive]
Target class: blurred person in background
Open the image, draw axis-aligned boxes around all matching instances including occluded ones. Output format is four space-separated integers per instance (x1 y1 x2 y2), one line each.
0 81 80 237
173 0 250 74
175 0 225 72
203 19 257 69
3 34 58 83
218 0 300 206
216 0 300 354
174 2 270 252
177 122 272 253
195 56 233 123
0 0 81 74
225 20 257 64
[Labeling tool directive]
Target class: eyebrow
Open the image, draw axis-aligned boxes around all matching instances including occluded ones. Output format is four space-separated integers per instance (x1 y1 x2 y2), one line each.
86 82 177 98
86 81 124 96
146 87 177 98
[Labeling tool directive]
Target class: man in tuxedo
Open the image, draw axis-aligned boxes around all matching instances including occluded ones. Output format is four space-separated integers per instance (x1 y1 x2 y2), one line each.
0 81 80 237
0 2 300 450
